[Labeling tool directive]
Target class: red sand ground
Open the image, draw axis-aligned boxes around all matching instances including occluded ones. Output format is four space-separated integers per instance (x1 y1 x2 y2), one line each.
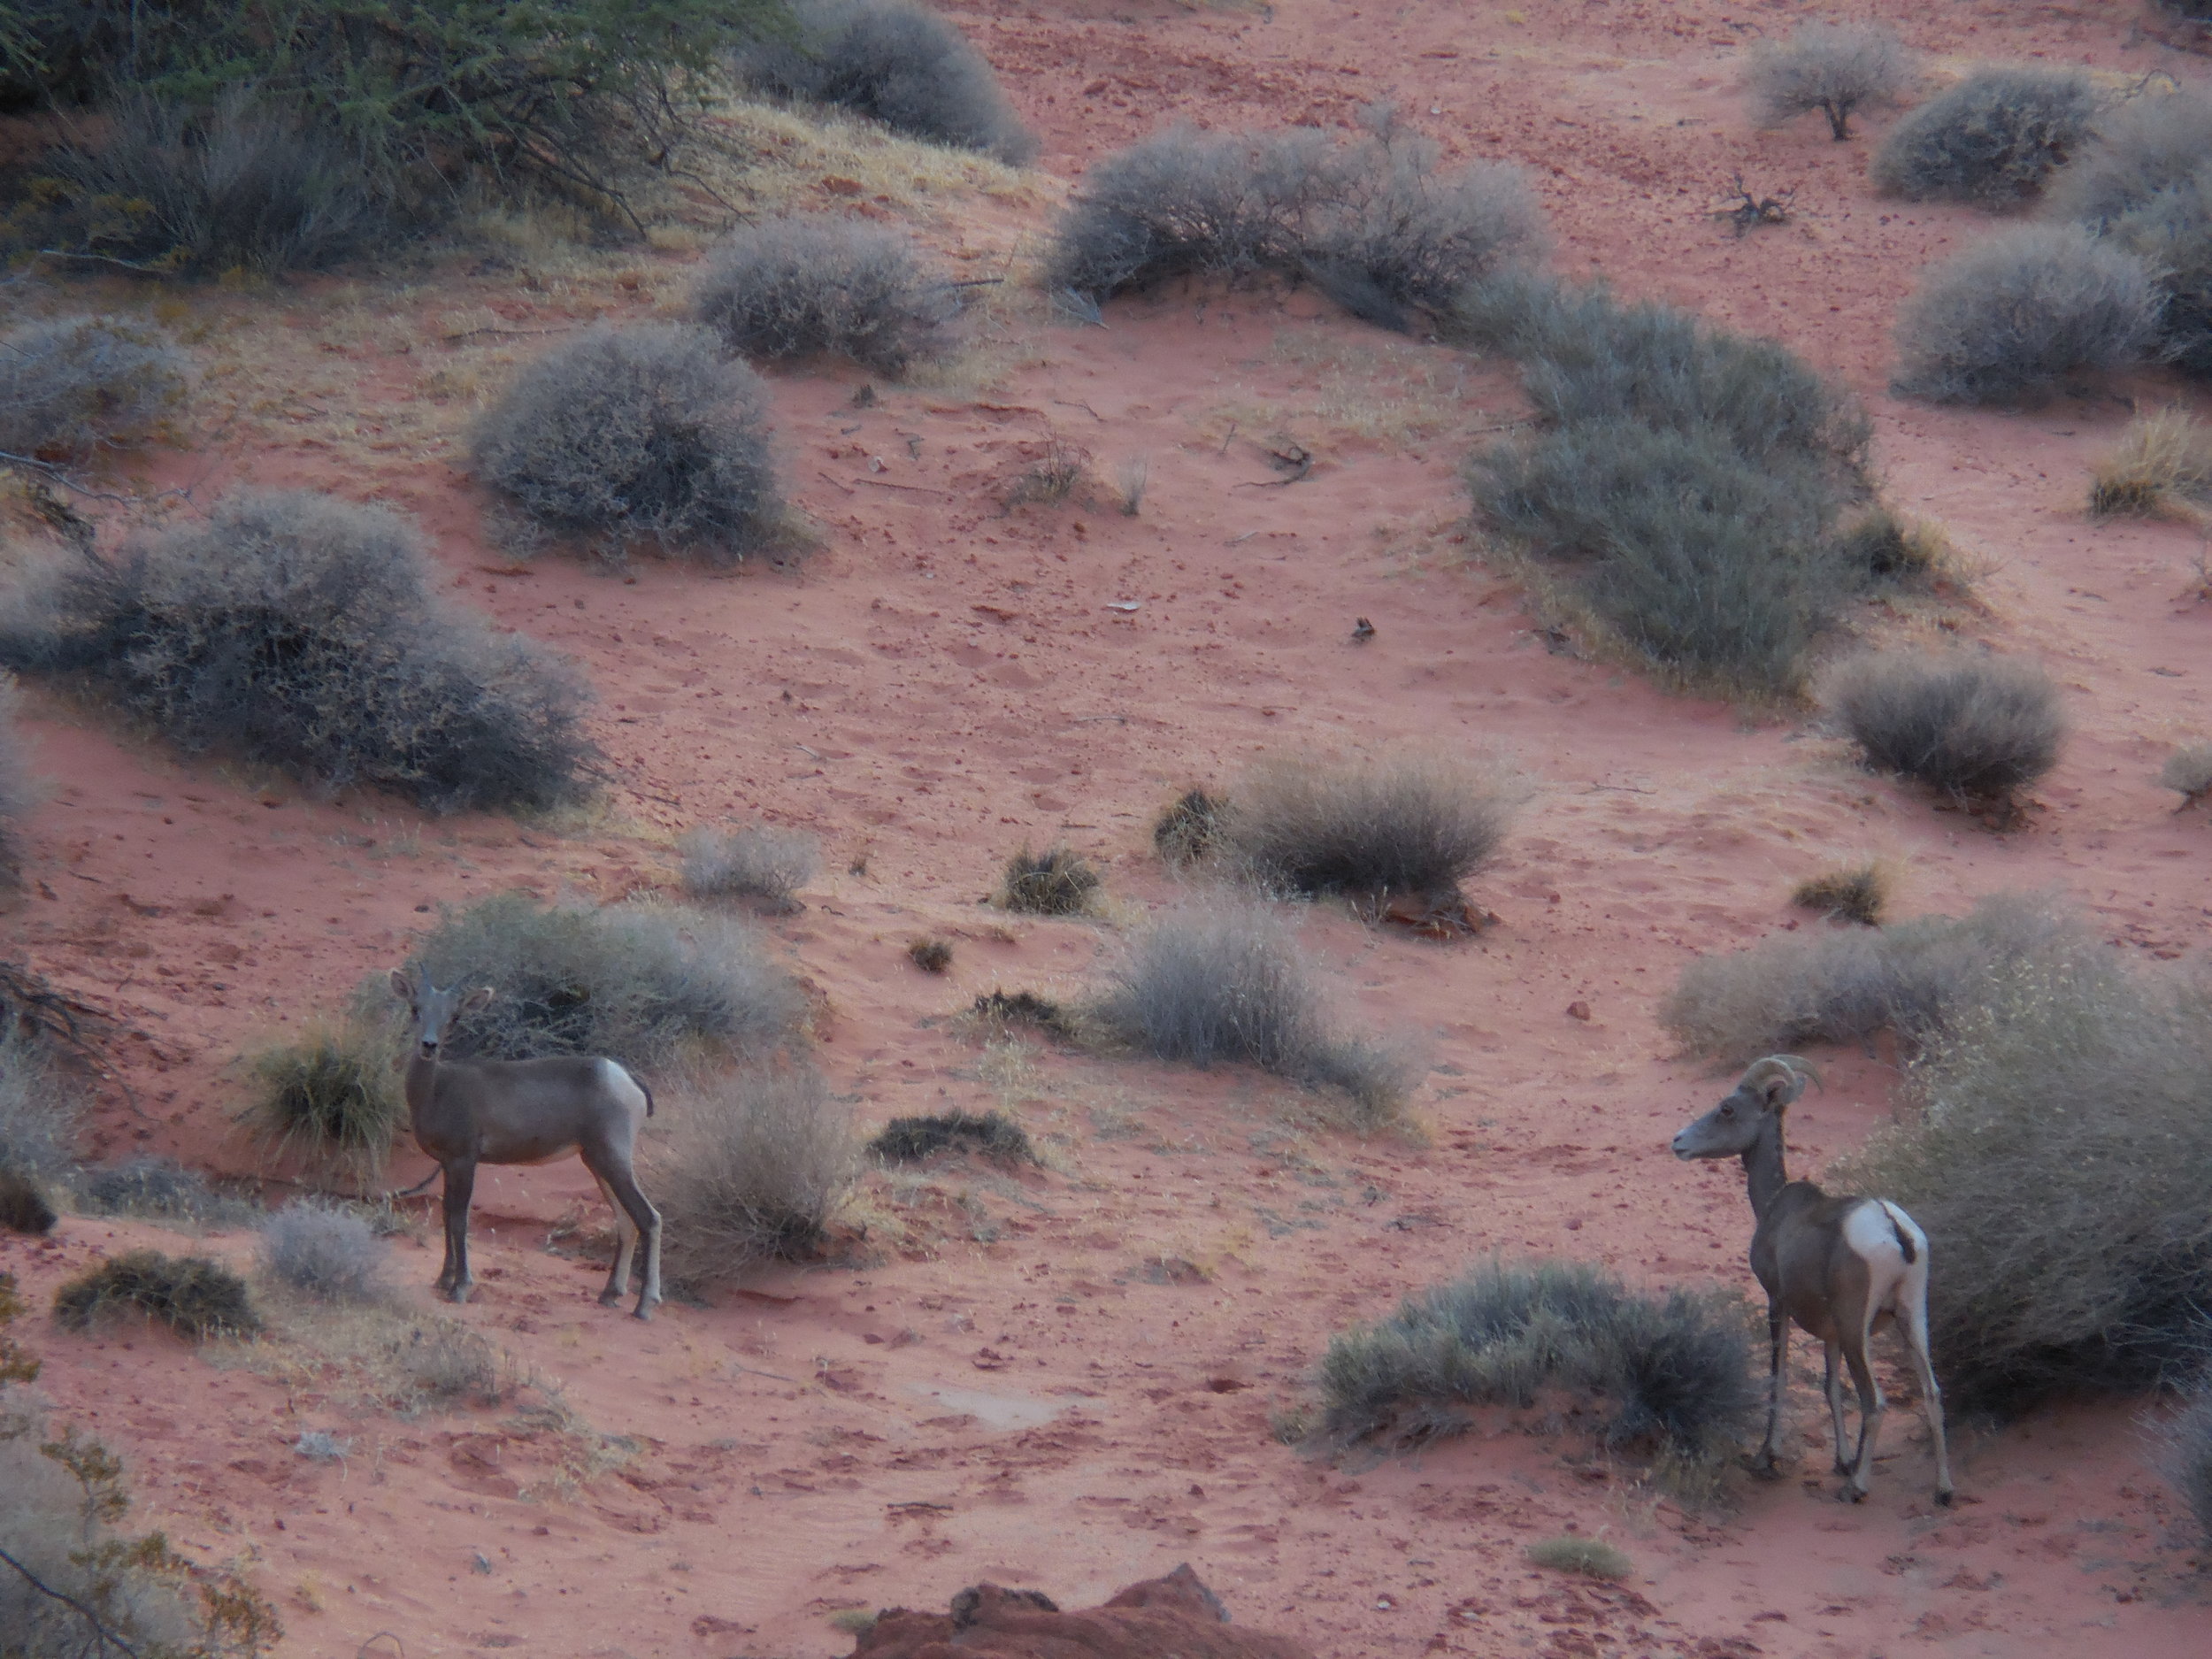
6 2 2212 1655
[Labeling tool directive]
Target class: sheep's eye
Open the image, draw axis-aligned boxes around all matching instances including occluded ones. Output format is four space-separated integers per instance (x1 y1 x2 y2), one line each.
1719 1104 1734 1118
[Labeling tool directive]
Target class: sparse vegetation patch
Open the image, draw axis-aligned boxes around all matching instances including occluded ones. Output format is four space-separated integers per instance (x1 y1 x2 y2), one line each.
1153 787 1225 866
680 823 820 910
2161 743 2212 805
2089 408 2212 517
0 315 189 462
868 1109 1035 1165
259 1199 388 1303
54 1250 262 1340
1525 1537 1633 1581
1871 66 2100 204
1744 23 1912 141
994 845 1101 916
1791 863 1888 926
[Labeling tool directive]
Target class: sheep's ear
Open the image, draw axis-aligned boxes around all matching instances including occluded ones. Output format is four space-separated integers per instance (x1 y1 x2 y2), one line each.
388 970 414 1002
461 987 495 1013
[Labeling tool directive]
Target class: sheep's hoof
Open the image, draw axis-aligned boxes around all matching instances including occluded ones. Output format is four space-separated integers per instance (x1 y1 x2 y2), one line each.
1842 1485 1868 1504
1832 1459 1855 1477
633 1304 655 1323
1936 1487 1956 1507
599 1289 625 1308
449 1284 472 1304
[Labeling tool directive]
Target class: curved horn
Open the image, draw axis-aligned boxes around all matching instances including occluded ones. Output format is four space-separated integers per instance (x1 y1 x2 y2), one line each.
1740 1055 1821 1104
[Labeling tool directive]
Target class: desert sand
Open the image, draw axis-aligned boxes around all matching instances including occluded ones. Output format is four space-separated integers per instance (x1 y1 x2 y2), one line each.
4 2 2211 1655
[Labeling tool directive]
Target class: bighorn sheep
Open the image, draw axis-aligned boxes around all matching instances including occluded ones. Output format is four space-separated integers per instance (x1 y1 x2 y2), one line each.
391 972 663 1320
1672 1056 1953 1504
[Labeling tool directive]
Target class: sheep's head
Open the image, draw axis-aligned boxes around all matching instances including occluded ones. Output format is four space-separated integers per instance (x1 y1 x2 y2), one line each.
1671 1056 1818 1161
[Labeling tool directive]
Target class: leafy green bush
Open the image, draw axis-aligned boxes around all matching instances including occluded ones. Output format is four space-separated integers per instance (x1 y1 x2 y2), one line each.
0 490 597 812
692 215 950 374
0 316 189 460
1892 225 2160 404
1317 1258 1758 1462
1871 66 2099 204
402 891 805 1067
471 323 784 560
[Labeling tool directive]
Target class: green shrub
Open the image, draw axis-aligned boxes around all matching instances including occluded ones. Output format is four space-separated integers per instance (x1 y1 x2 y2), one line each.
1871 66 2100 204
403 890 805 1067
654 1067 853 1285
471 323 784 561
737 0 1035 165
994 845 1100 916
693 215 949 375
1891 225 2160 405
1218 752 1516 906
1834 956 2212 1415
54 1250 261 1340
0 490 597 812
1317 1258 1758 1462
1744 22 1912 141
244 1018 405 1182
1823 649 2065 802
0 315 189 460
868 1109 1033 1164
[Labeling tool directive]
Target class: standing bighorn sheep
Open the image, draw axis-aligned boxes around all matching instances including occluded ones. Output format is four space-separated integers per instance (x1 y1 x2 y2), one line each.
1672 1056 1953 1504
392 972 664 1319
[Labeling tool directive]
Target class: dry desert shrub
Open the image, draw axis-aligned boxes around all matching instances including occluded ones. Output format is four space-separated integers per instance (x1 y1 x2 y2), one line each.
1823 649 2065 803
680 823 820 910
1525 1537 1633 1581
1791 862 1888 926
1828 507 1957 589
1153 787 1225 866
1871 66 2101 204
53 1250 261 1340
735 0 1037 165
906 936 953 972
1744 23 1913 141
400 1319 501 1407
44 90 375 274
1834 954 2212 1414
0 1027 73 1234
994 844 1101 916
1316 1257 1759 1465
1892 225 2161 404
1218 752 1517 908
0 315 189 460
0 490 597 813
470 322 784 562
2161 743 2212 804
1047 113 1543 327
2161 1376 2212 1543
2089 408 2212 516
78 1156 234 1223
654 1067 855 1284
259 1199 388 1303
692 215 952 374
0 673 35 879
244 1018 405 1184
868 1109 1034 1165
2055 97 2212 379
1093 902 1410 1126
1661 888 2086 1064
402 891 806 1068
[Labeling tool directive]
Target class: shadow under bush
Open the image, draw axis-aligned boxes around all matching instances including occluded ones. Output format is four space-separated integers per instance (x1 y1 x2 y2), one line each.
1092 904 1409 1127
1834 956 2212 1416
54 1249 261 1340
1891 224 2160 405
1823 649 2065 803
693 214 953 375
471 322 785 562
402 890 805 1069
1871 66 2100 205
1317 1257 1759 1466
654 1066 854 1285
0 489 598 813
736 0 1036 165
0 315 189 460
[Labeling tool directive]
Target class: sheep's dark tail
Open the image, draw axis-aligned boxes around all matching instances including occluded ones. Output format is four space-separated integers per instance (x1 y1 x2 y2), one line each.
641 1076 655 1118
1882 1201 1918 1266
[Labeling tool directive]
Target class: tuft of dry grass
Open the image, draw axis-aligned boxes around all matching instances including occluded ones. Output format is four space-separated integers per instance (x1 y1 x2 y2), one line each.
868 1110 1035 1165
1823 649 2065 805
1002 436 1091 508
2161 743 2212 805
680 823 820 911
1791 863 1889 926
2161 1373 2212 1545
994 844 1101 915
906 937 953 973
244 1017 406 1185
2088 409 2212 518
53 1251 261 1340
653 1067 855 1287
1525 1537 1632 1580
1153 788 1225 867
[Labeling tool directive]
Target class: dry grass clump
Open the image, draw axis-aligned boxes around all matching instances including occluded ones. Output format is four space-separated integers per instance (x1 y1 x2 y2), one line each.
969 989 1072 1037
692 215 952 375
470 322 784 563
1744 23 1913 141
0 1025 75 1233
1823 650 2065 803
654 1067 855 1286
2089 408 2212 517
679 823 820 910
1835 954 2212 1415
2161 743 2212 805
1892 225 2160 405
1093 903 1409 1127
736 0 1037 165
1662 889 2086 1064
244 1018 405 1184
906 937 953 973
1218 753 1517 910
1871 66 2100 205
0 490 597 813
1153 787 1225 866
0 316 189 461
400 1319 501 1408
1829 508 1959 589
1791 863 1888 926
1316 1258 1758 1465
868 1109 1034 1165
259 1200 388 1304
78 1157 233 1223
1525 1537 1633 1581
54 1250 261 1340
1047 111 1544 328
994 845 1101 916
2160 1376 2212 1543
403 891 805 1068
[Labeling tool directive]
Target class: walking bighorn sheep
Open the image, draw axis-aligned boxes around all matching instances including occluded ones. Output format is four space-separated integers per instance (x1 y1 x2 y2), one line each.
1672 1056 1953 1504
391 972 664 1319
